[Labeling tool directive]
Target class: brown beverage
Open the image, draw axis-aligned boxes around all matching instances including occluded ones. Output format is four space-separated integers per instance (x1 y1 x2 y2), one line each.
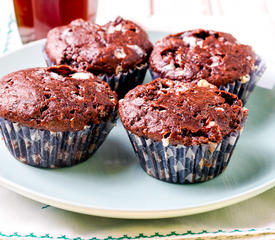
13 0 35 43
13 0 97 43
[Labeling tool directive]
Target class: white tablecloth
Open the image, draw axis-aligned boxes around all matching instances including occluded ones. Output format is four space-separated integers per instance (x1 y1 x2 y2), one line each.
0 1 275 239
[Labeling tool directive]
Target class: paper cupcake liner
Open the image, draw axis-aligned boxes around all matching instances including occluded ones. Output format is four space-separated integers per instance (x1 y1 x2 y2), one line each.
97 63 148 99
219 56 266 104
43 48 148 99
127 129 242 184
0 114 117 168
150 55 266 104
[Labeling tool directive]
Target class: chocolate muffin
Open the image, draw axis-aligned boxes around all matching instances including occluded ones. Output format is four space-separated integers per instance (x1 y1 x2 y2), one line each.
119 78 247 183
149 29 266 104
44 17 153 98
0 65 117 168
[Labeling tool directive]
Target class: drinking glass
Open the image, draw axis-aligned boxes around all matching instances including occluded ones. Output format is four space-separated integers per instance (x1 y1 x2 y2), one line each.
13 0 97 43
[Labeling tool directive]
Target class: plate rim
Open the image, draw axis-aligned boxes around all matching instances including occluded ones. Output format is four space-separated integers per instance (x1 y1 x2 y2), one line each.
0 172 274 219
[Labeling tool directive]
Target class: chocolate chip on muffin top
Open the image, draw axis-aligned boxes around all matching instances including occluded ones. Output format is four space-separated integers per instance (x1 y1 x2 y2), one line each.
150 29 256 86
119 78 247 146
45 17 153 75
0 65 117 132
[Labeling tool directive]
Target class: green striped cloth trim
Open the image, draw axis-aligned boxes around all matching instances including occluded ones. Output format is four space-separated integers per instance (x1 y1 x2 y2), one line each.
0 228 275 240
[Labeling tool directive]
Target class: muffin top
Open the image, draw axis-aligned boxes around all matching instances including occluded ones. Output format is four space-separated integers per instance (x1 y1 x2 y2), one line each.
150 29 256 86
0 65 117 132
119 78 247 146
45 17 153 76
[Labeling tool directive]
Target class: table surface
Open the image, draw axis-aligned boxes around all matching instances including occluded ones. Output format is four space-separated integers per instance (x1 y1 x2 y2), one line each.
1 1 275 239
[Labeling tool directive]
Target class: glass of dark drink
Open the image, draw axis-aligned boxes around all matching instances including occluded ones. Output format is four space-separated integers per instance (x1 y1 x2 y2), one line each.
13 0 97 43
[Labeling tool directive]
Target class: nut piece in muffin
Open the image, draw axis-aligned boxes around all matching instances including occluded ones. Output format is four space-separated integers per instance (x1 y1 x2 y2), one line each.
0 65 117 168
119 78 247 183
44 17 153 98
149 29 266 103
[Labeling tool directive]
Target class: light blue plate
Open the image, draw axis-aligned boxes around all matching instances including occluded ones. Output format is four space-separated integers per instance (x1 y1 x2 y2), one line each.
0 33 274 219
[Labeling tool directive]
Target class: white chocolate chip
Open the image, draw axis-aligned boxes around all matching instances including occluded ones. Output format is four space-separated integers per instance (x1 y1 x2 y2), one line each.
183 67 194 78
183 36 197 47
74 95 84 100
36 69 44 75
197 40 203 48
210 62 219 67
50 72 60 79
114 48 126 59
162 61 175 71
127 44 144 57
207 121 216 128
95 86 102 92
107 24 123 34
174 85 188 95
240 74 250 83
132 98 144 106
175 54 182 63
62 28 72 38
210 56 220 67
71 72 91 80
197 79 212 88
183 36 204 48
175 69 186 76
215 107 224 112
246 56 252 61
224 41 233 46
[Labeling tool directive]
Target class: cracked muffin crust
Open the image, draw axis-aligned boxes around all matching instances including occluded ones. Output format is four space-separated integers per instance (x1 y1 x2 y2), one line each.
119 78 247 146
44 17 153 76
0 65 117 132
149 29 256 86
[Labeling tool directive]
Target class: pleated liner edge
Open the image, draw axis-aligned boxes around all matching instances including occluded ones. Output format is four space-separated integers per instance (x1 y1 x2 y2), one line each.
0 113 117 168
127 128 242 184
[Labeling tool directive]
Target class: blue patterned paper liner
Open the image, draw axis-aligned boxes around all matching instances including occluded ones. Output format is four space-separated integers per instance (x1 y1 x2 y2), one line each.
127 129 242 184
0 113 117 168
97 63 148 99
43 48 148 99
150 55 266 104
